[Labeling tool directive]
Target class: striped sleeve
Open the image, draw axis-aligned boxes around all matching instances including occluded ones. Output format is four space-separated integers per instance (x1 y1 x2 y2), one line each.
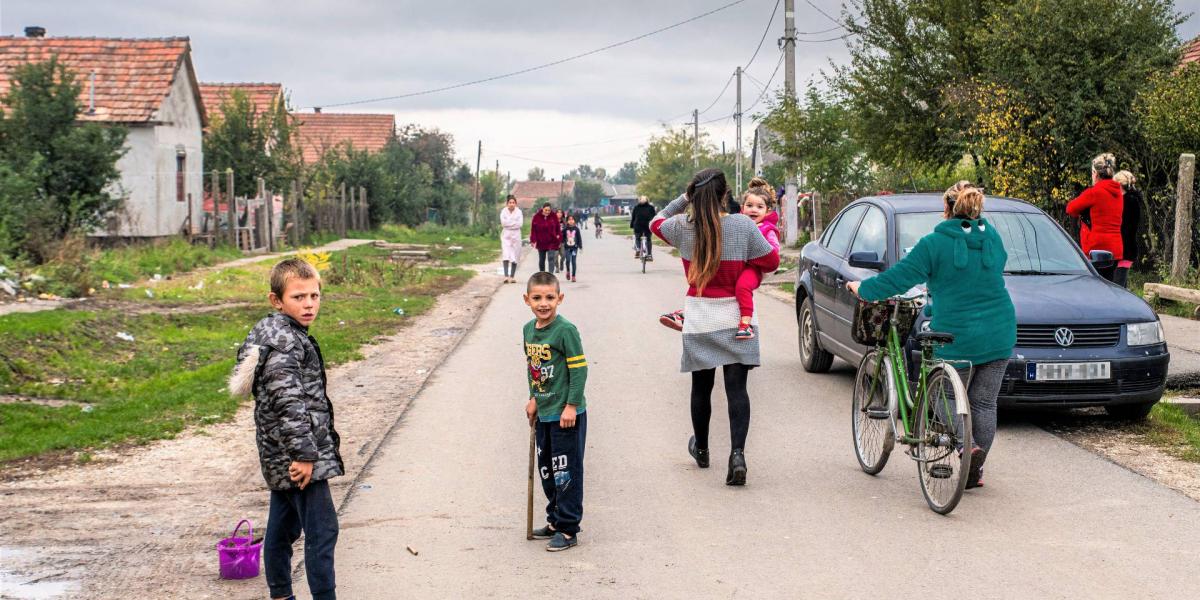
652 194 689 246
562 325 588 406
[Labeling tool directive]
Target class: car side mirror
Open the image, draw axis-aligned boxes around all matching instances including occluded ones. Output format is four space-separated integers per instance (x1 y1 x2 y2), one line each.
1089 250 1115 268
848 251 885 271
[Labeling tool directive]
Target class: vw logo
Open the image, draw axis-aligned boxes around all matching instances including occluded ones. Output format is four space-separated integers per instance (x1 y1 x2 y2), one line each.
1054 327 1075 347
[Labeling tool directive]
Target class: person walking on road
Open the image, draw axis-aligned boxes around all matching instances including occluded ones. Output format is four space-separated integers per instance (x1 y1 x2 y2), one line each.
593 211 603 238
530 203 562 273
1067 153 1123 281
630 196 656 261
500 195 524 284
651 168 779 486
847 182 1016 489
1113 170 1142 288
562 215 583 282
556 209 568 272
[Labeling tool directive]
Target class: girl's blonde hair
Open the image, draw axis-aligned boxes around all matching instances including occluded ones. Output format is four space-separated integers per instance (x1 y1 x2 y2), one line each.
951 186 985 220
942 180 973 218
1114 170 1136 187
1091 153 1116 179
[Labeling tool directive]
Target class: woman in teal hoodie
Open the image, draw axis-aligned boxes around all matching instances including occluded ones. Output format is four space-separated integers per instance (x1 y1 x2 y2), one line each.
848 183 1015 489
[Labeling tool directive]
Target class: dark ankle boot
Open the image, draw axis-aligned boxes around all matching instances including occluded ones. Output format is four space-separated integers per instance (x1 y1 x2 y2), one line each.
726 449 747 486
688 435 710 468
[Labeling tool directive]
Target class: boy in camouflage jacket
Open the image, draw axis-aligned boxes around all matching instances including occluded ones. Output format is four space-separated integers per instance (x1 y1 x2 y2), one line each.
231 258 343 600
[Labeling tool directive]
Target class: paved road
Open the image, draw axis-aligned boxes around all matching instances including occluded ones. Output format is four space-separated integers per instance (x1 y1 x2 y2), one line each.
324 231 1200 599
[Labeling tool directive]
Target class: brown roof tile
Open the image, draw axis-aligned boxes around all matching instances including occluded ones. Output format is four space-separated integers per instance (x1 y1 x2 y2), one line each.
1183 37 1200 66
199 82 283 122
292 112 395 163
510 180 576 209
0 36 197 124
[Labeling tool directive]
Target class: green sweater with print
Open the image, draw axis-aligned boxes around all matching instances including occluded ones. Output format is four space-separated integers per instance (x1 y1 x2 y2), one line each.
858 217 1016 365
523 316 588 421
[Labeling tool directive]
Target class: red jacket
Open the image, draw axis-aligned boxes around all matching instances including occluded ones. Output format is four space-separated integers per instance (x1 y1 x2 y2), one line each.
529 212 561 251
1066 178 1123 260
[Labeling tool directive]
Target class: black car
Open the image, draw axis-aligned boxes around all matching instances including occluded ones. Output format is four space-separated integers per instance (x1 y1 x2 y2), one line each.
795 194 1169 419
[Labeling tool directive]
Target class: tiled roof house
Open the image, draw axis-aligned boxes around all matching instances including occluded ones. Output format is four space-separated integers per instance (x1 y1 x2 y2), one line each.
291 111 395 164
0 29 206 237
510 180 576 210
1182 37 1200 66
199 82 283 123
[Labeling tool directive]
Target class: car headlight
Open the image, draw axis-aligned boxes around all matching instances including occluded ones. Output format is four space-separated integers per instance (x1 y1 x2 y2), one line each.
1127 321 1165 346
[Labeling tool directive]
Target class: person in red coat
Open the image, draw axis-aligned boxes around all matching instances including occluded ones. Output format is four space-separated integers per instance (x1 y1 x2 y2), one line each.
1066 153 1123 281
530 203 562 273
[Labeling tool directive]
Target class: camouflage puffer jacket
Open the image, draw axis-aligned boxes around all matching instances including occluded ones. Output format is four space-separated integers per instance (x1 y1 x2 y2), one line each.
236 312 344 491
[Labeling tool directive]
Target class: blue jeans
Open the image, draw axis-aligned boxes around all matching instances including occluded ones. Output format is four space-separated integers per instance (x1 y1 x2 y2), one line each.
536 412 587 535
564 247 579 277
264 479 338 600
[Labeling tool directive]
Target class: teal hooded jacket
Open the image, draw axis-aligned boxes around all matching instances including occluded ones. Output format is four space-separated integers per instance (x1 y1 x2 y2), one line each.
858 217 1016 365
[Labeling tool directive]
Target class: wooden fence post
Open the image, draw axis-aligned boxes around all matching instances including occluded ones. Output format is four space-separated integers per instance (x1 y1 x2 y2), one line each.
209 170 220 247
290 180 302 246
226 169 237 248
360 186 368 230
338 182 347 237
812 190 824 239
349 185 357 232
1173 153 1196 281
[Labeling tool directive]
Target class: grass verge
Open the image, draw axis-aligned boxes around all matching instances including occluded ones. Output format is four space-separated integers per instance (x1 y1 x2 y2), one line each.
0 236 488 463
1144 398 1200 463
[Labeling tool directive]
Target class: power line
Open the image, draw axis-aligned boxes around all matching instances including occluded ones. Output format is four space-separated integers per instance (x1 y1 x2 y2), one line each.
744 53 784 113
805 0 844 28
310 0 749 109
744 0 782 72
698 71 737 116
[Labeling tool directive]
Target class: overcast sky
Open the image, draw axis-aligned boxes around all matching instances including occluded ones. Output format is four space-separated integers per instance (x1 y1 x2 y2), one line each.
3 0 1198 179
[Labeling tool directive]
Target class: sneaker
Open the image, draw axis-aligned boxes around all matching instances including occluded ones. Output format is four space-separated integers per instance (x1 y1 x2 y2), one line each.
646 255 654 262
546 532 578 552
735 323 755 340
659 310 684 331
688 435 710 468
966 447 987 489
531 524 556 540
726 449 747 486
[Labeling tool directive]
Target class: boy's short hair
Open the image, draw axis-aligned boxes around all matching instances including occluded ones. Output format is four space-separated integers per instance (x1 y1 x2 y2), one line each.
526 271 560 293
270 258 321 297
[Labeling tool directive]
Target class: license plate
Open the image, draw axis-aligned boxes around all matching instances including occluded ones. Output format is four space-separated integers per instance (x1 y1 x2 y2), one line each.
1026 362 1111 381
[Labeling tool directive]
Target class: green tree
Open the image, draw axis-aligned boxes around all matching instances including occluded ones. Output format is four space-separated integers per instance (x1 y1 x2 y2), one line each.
761 87 872 201
203 89 300 195
0 58 127 260
636 127 738 202
527 166 546 181
573 180 603 208
612 161 639 184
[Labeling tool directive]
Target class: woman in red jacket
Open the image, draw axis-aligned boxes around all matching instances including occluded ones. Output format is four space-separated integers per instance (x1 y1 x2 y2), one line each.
529 203 562 273
1066 153 1123 281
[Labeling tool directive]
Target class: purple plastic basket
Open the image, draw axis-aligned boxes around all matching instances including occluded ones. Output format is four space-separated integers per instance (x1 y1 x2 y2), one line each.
217 519 262 580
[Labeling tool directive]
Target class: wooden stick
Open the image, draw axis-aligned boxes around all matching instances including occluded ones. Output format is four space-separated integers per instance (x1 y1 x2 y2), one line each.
526 425 535 540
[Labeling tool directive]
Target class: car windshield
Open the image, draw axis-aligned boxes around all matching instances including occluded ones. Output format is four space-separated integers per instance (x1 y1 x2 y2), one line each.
896 211 1090 274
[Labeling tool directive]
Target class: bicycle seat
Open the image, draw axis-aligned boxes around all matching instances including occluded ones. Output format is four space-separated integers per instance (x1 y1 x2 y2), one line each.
914 331 955 345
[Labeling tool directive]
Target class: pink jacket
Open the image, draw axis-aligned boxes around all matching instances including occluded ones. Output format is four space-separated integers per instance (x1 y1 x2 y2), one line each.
758 211 781 252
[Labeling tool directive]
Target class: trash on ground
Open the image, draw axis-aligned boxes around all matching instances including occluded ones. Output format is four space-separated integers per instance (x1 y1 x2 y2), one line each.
0 279 16 296
101 280 111 289
81 404 94 413
37 293 59 300
393 308 405 316
118 283 133 289
406 545 419 556
416 369 427 375
145 289 154 298
189 280 205 290
358 484 373 491
448 245 463 251
152 274 163 281
115 332 135 342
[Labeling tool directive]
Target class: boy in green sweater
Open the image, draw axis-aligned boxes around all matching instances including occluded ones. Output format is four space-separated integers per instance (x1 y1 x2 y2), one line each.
523 271 588 551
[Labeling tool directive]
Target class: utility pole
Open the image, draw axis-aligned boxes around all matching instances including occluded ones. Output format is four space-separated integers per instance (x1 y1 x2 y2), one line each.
471 140 482 226
735 66 743 193
692 109 700 169
782 0 799 246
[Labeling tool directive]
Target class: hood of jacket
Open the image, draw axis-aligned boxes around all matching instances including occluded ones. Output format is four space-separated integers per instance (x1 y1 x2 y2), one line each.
1092 178 1122 202
933 217 1003 270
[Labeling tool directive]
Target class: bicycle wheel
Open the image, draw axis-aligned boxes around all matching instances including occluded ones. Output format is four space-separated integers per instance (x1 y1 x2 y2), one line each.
915 365 972 515
852 350 895 475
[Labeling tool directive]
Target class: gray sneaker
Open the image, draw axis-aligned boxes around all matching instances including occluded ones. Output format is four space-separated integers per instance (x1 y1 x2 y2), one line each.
530 525 556 540
546 532 578 552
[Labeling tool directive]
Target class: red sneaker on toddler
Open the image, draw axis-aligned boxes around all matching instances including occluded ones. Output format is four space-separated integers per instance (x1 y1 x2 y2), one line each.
659 310 684 331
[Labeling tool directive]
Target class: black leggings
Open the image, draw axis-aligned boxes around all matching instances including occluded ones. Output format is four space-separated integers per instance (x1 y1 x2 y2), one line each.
690 364 752 452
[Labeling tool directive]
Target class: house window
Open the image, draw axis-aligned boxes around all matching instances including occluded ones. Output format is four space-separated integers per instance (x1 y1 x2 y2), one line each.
176 152 186 202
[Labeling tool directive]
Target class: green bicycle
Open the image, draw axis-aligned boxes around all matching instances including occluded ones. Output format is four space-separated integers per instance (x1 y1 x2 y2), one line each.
851 293 973 515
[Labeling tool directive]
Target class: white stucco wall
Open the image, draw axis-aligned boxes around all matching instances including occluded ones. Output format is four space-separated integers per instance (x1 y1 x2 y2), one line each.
105 63 204 237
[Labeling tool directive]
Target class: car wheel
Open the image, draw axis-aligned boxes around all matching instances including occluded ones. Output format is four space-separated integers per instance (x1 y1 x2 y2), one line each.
1105 402 1156 421
799 295 834 373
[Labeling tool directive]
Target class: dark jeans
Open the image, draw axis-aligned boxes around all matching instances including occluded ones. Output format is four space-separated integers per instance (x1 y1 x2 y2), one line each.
535 411 587 535
537 249 559 274
690 364 752 451
954 359 1009 453
264 479 339 600
503 260 517 278
564 247 579 277
634 231 652 257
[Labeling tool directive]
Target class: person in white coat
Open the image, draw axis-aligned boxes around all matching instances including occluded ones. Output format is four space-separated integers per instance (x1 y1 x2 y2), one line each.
500 195 524 283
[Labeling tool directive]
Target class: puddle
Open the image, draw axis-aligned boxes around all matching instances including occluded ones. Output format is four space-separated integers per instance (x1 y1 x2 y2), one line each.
0 548 79 599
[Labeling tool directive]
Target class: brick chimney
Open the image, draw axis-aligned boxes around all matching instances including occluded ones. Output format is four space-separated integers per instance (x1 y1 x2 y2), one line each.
24 26 46 38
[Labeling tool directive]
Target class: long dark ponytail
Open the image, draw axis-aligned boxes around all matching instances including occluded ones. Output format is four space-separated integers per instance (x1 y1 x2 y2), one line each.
686 168 729 294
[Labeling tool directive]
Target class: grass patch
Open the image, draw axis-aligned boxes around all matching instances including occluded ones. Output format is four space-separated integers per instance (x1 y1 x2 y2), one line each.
1130 270 1199 320
91 239 244 284
0 240 479 463
308 223 498 267
780 282 795 295
1144 399 1200 463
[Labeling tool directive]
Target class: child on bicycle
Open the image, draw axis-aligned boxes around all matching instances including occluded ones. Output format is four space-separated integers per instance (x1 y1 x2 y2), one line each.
593 212 603 238
659 177 780 340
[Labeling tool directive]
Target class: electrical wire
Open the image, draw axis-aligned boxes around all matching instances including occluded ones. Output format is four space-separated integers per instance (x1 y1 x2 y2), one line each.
744 0 782 72
744 53 784 113
698 71 737 116
310 0 749 109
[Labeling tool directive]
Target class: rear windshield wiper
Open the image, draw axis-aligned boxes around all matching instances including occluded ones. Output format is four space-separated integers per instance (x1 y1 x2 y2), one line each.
1004 269 1068 275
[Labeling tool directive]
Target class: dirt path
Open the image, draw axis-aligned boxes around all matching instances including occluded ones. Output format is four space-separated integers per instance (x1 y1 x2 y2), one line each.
0 239 375 319
0 258 505 599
